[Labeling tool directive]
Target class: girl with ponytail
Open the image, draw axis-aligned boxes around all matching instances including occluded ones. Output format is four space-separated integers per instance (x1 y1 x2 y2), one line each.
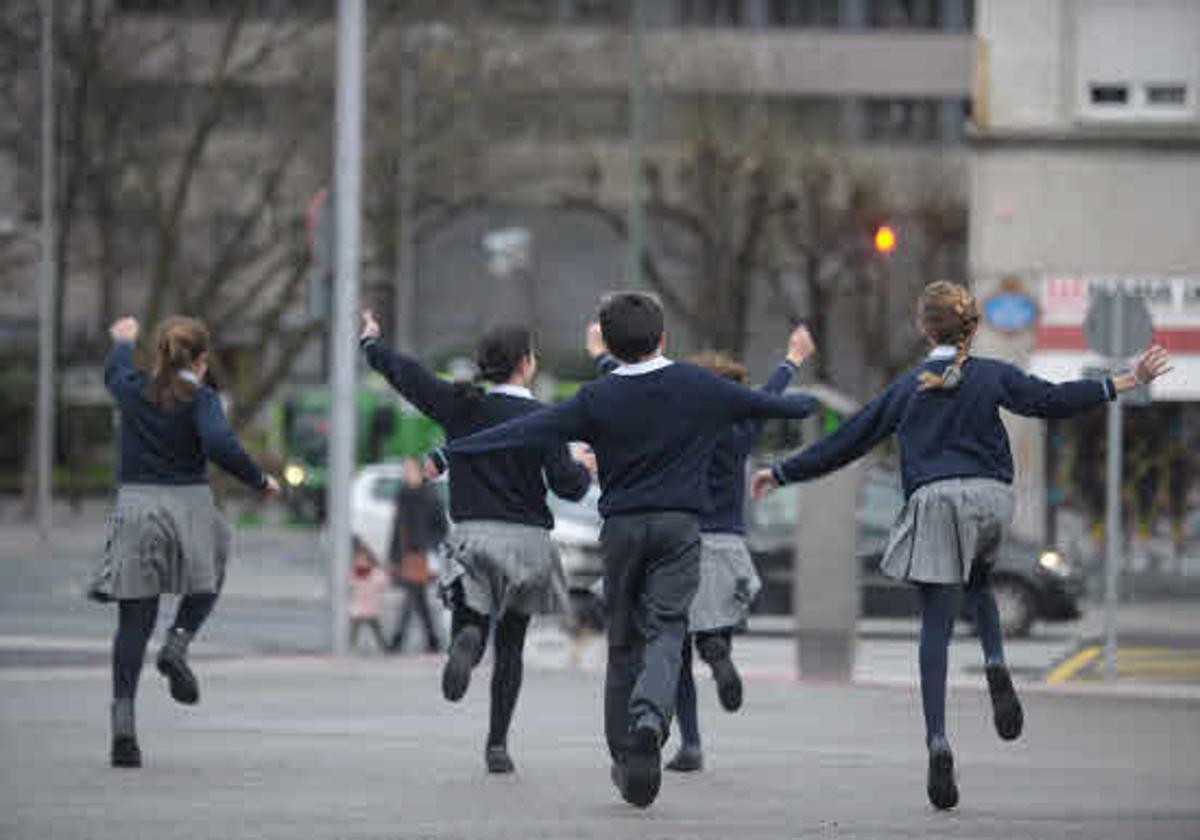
91 316 279 770
360 311 593 775
752 280 1172 811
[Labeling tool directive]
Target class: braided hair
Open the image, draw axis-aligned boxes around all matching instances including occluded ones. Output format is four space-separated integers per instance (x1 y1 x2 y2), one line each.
916 281 980 391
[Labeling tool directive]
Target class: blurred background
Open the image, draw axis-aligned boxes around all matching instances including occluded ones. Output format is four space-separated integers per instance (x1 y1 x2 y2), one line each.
0 0 1198 685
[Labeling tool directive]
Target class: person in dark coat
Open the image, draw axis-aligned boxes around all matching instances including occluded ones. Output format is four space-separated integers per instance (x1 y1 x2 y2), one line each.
388 456 449 653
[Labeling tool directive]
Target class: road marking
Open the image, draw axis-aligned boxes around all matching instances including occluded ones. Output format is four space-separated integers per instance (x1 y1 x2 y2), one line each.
1046 645 1100 684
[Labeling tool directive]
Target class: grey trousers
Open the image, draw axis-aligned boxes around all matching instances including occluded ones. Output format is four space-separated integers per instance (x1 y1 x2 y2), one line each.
600 511 700 763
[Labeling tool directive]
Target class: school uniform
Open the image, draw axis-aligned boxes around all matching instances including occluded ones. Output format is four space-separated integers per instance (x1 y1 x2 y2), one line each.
361 339 591 617
768 346 1115 804
446 358 818 762
90 342 268 603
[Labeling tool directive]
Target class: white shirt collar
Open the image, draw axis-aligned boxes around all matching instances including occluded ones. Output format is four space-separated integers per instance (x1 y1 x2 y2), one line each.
613 356 674 376
178 370 201 384
927 345 958 361
490 383 534 399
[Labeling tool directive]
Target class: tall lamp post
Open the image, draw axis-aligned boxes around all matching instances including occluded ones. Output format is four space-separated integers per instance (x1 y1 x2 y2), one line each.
36 0 56 546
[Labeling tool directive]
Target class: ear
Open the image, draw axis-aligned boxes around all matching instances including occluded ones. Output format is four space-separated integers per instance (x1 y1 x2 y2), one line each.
658 332 667 353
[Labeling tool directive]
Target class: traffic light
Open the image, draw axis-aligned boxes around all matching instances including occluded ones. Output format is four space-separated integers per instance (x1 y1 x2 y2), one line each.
873 224 896 255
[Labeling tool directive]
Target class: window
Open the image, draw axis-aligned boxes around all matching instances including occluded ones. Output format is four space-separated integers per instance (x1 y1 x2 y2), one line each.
679 0 744 26
864 98 940 142
1089 84 1130 106
868 0 941 29
768 0 839 26
1146 83 1187 106
764 96 841 141
568 0 630 22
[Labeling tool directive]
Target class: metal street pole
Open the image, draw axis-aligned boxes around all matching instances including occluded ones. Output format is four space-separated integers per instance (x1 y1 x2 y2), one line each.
625 1 646 288
394 35 417 353
329 0 364 655
36 0 56 545
1103 290 1125 681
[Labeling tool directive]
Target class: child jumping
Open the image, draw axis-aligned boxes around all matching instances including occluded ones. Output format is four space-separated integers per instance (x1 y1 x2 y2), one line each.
89 316 279 768
447 292 818 808
360 313 592 775
589 322 814 773
751 280 1172 810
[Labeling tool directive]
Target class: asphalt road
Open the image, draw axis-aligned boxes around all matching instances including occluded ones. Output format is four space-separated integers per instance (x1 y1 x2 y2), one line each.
2 655 1199 840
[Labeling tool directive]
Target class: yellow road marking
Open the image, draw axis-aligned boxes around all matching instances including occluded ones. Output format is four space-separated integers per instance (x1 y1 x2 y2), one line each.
1047 646 1100 684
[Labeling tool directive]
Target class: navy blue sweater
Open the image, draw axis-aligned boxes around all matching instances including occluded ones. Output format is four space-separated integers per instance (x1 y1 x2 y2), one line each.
362 339 590 529
105 342 268 489
448 360 819 518
773 354 1115 499
595 354 798 533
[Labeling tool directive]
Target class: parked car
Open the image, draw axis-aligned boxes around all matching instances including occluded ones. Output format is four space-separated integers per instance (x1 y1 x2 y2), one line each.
745 468 1084 637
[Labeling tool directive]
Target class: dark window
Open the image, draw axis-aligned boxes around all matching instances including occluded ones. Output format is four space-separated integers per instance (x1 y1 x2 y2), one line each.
768 0 840 26
1146 84 1187 106
1089 84 1129 106
679 0 744 26
569 0 631 22
764 96 842 140
864 98 940 141
869 0 941 29
492 0 556 22
115 0 332 16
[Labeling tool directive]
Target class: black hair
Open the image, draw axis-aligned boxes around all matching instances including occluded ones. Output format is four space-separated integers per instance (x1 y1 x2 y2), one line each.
598 292 664 363
476 326 534 384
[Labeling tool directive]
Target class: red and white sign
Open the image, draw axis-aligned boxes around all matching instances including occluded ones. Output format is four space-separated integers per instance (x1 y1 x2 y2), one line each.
1030 275 1199 400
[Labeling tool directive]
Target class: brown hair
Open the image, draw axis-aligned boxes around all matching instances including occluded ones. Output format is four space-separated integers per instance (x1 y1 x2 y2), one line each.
687 351 748 384
916 281 980 391
144 316 210 409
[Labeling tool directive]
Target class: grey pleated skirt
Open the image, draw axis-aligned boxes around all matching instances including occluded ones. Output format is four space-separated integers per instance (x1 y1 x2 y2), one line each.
688 533 762 633
880 477 1015 585
438 520 567 617
88 484 231 602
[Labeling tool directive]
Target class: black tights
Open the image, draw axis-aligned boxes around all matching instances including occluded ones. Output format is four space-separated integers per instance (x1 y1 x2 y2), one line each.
451 603 531 748
112 594 217 700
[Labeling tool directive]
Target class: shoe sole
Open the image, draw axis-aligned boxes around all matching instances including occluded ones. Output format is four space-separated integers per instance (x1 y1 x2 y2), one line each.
623 728 662 808
991 686 1024 741
665 755 703 773
486 752 516 774
442 627 482 702
927 750 959 810
712 657 743 713
156 656 199 705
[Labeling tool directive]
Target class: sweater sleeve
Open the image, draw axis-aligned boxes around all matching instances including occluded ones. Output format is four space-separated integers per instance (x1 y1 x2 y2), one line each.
774 376 911 485
361 338 461 426
447 394 593 454
731 360 799 453
104 342 142 403
707 371 819 423
997 363 1114 419
193 389 268 490
542 444 592 502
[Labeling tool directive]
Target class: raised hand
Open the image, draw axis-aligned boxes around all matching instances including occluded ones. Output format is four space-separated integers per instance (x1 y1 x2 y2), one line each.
570 442 598 474
360 310 382 342
264 475 282 496
585 322 607 360
109 317 139 344
786 324 815 367
750 468 780 501
1134 345 1172 385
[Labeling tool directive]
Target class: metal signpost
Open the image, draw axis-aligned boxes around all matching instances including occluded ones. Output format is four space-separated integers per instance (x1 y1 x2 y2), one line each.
1083 286 1154 681
329 0 364 655
36 0 56 546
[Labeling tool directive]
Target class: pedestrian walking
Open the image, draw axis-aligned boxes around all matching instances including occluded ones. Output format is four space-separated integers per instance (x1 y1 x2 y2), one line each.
387 456 448 653
751 280 1173 811
89 316 279 769
349 537 389 653
447 292 818 808
361 313 592 774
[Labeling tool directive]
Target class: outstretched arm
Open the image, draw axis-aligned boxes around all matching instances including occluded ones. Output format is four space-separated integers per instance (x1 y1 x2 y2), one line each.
447 394 592 455
104 317 142 402
731 360 802 451
752 375 913 499
360 311 462 425
193 389 272 491
999 345 1171 418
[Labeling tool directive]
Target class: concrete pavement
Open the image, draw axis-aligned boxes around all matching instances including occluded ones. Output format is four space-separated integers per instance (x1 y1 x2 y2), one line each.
2 654 1199 840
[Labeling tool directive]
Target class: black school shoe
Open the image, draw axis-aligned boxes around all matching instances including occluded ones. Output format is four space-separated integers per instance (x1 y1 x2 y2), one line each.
110 700 142 769
985 664 1024 741
926 745 959 811
156 628 200 706
442 625 483 702
485 744 515 774
622 724 663 808
710 655 743 713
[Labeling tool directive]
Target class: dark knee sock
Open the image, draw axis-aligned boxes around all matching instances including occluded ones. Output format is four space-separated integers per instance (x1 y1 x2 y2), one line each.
113 598 159 700
172 593 217 635
675 638 701 748
965 570 1006 666
487 613 529 748
918 584 956 749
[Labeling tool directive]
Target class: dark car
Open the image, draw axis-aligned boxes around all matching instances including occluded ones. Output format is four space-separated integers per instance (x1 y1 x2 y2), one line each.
745 468 1084 637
